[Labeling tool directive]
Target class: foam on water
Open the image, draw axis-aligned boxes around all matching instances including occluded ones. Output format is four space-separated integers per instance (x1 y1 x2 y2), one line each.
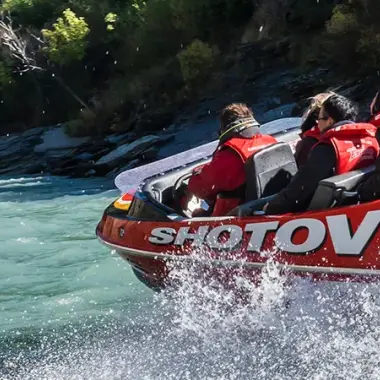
3 250 380 380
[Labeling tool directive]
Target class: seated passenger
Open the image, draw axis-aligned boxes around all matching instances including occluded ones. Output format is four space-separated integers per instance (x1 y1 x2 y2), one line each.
186 103 278 216
357 155 380 202
355 92 380 203
294 92 335 167
368 91 380 142
264 94 379 215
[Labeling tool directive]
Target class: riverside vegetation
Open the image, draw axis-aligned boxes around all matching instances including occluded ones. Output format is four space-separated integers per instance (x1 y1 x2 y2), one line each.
0 0 380 177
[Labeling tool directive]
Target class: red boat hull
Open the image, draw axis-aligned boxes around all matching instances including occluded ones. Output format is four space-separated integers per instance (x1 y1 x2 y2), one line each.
97 195 380 290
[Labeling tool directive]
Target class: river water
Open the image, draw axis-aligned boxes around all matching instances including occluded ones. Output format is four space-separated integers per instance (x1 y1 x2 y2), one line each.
1 173 380 379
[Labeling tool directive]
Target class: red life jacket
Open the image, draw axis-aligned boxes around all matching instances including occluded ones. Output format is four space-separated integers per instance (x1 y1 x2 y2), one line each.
369 112 380 128
302 126 320 139
222 134 278 161
318 123 379 175
211 134 278 216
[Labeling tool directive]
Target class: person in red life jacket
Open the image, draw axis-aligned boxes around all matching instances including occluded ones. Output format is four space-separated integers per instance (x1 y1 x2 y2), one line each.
264 94 380 215
355 92 380 202
368 91 380 143
183 103 278 216
294 92 335 167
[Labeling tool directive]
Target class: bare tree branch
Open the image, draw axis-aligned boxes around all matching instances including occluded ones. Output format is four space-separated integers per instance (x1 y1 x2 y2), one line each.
0 17 43 72
0 15 94 114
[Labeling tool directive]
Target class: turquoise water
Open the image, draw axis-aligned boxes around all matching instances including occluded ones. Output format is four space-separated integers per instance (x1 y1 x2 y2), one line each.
2 175 380 380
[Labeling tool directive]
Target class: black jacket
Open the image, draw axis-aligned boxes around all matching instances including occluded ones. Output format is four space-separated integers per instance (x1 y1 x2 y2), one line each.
356 126 380 202
357 156 380 202
265 120 354 215
265 142 336 214
294 135 319 168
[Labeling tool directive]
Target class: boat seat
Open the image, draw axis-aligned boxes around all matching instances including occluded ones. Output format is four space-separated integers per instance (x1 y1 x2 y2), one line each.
142 157 211 203
227 142 298 217
245 142 298 201
307 164 375 211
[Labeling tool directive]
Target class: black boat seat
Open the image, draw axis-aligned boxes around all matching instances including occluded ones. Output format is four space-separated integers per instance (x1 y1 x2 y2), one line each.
142 157 212 203
245 142 298 201
307 164 375 211
227 142 298 217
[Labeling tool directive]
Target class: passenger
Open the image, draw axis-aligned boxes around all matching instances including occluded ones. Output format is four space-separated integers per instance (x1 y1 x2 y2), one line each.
263 94 379 215
355 92 380 202
357 155 380 202
294 92 335 167
185 103 278 216
368 91 380 142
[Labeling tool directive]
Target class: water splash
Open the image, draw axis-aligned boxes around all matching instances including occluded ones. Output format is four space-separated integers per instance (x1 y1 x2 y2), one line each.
3 246 380 379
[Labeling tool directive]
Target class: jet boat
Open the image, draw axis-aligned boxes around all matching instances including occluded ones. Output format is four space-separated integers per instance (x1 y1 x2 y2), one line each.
96 117 380 290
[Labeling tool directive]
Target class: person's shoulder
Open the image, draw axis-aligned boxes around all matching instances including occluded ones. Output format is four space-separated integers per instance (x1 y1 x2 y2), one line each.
216 146 242 161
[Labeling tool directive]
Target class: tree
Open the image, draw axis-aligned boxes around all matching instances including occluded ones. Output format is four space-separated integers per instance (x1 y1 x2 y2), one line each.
0 13 93 115
42 8 89 65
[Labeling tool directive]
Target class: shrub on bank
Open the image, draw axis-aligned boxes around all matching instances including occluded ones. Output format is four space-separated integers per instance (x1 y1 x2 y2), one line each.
177 39 216 92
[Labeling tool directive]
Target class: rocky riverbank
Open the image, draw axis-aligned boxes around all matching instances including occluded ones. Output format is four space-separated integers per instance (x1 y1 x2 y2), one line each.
0 47 376 179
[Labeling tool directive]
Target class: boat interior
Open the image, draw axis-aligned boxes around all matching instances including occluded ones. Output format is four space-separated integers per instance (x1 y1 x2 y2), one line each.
134 140 375 219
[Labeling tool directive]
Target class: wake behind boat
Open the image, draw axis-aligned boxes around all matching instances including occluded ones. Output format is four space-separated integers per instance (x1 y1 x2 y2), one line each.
96 117 380 290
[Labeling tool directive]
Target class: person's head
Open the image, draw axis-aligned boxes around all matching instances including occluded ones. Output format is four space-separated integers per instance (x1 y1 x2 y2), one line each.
301 92 335 133
370 91 380 116
219 103 259 142
317 94 358 132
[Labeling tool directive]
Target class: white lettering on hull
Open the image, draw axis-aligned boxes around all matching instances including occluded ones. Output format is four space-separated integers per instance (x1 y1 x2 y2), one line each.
148 211 380 256
148 227 176 244
327 210 380 255
245 222 279 252
205 225 243 249
174 226 209 246
275 219 326 254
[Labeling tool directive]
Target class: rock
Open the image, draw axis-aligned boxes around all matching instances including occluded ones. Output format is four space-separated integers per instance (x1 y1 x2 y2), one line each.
20 127 46 138
21 163 46 175
284 68 330 98
92 163 113 177
0 133 42 160
135 110 175 132
331 81 369 102
44 149 74 158
74 152 94 161
34 126 90 153
95 135 162 166
260 103 297 123
85 169 96 177
140 147 158 161
0 163 25 175
104 132 134 145
106 159 141 177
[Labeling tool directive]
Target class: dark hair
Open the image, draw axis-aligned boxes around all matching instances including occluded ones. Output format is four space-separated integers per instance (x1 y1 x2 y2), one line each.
322 94 359 122
301 108 319 134
219 103 254 130
301 92 335 133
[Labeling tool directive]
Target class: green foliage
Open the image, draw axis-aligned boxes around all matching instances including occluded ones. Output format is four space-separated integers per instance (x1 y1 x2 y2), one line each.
42 8 90 65
6 0 380 136
105 12 117 31
177 39 216 91
326 5 359 35
286 0 335 31
64 118 85 136
357 28 380 69
321 5 360 65
2 0 33 12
